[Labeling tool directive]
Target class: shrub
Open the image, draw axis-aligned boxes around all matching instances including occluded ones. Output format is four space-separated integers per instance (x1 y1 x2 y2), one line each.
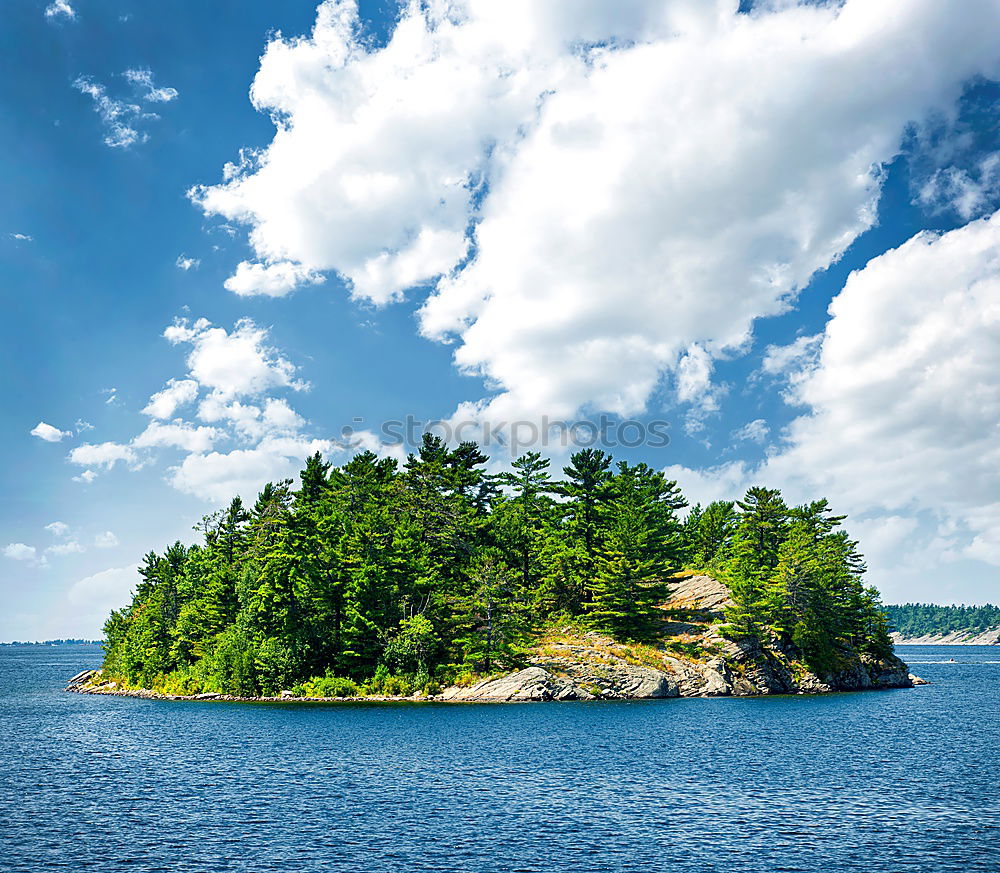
300 676 360 698
382 674 413 696
422 679 441 696
153 670 203 696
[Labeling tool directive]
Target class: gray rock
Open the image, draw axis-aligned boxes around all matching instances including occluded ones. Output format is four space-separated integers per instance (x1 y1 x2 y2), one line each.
442 667 593 702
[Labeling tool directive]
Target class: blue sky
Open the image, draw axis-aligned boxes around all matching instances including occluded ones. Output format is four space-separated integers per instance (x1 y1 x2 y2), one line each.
3 0 1000 639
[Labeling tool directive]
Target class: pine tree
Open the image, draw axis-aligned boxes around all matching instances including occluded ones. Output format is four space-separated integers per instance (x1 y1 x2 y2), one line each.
587 463 685 639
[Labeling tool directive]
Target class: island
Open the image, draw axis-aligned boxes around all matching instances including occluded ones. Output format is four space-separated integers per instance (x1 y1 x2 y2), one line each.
70 440 919 702
886 603 1000 645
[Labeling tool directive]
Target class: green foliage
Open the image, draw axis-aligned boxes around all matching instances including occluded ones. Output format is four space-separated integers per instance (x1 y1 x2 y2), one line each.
884 602 1000 637
294 675 360 698
98 445 896 694
718 489 894 676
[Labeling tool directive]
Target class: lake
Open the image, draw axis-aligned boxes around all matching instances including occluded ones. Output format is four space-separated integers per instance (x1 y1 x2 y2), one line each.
1 644 996 871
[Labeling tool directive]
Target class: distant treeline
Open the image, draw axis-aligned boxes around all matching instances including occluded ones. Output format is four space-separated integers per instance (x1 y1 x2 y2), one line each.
0 639 101 647
885 603 1000 637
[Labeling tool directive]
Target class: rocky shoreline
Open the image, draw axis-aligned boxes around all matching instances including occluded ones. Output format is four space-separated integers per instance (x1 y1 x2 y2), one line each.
891 629 1000 645
67 575 928 704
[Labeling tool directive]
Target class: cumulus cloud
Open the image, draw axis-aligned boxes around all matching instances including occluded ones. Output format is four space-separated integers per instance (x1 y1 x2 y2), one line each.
169 438 332 504
67 442 137 471
3 543 37 561
223 261 323 298
668 211 1000 597
94 531 119 549
133 421 223 453
69 317 345 501
767 211 1000 562
141 378 199 419
45 522 70 538
46 541 85 556
67 565 140 625
175 255 200 271
31 421 72 442
193 0 1000 433
44 0 75 20
164 317 305 399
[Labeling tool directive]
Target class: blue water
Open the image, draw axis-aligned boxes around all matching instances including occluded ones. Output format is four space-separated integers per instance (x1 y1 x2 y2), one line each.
1 644 997 871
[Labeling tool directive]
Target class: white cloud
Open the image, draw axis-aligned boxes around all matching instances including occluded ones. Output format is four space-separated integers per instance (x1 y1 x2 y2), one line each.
196 396 304 441
73 77 147 148
94 531 119 549
45 522 70 538
44 0 75 20
175 255 200 271
168 439 331 504
67 442 137 471
3 543 37 561
193 0 1000 432
668 211 1000 599
141 378 199 419
223 261 324 298
73 470 98 484
917 154 1000 221
46 541 85 556
732 419 770 444
10 232 33 241
164 317 305 399
31 421 72 442
124 69 179 103
133 421 223 453
760 333 823 380
70 316 330 502
766 211 1000 562
67 564 140 622
73 69 177 148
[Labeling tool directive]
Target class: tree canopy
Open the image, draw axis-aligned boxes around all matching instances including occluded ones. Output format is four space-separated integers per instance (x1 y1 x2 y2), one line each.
101 440 894 696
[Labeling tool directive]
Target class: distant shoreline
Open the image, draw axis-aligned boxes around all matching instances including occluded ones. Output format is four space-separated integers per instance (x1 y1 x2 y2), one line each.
0 640 101 647
891 631 999 646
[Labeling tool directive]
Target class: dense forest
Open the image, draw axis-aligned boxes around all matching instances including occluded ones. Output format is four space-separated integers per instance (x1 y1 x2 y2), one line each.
101 438 893 697
885 603 1000 638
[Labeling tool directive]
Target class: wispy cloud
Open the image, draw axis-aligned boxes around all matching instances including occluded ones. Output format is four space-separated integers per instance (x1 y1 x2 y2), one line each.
9 232 32 241
124 69 179 104
176 255 200 271
73 77 148 148
73 69 178 148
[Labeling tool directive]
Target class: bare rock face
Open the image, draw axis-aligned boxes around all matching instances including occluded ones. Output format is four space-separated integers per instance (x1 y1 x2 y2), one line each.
536 659 679 699
441 667 594 702
659 656 731 697
663 574 732 614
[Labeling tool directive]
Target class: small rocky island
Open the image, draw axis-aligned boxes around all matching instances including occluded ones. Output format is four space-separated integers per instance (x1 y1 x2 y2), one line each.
69 574 922 703
69 444 925 705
